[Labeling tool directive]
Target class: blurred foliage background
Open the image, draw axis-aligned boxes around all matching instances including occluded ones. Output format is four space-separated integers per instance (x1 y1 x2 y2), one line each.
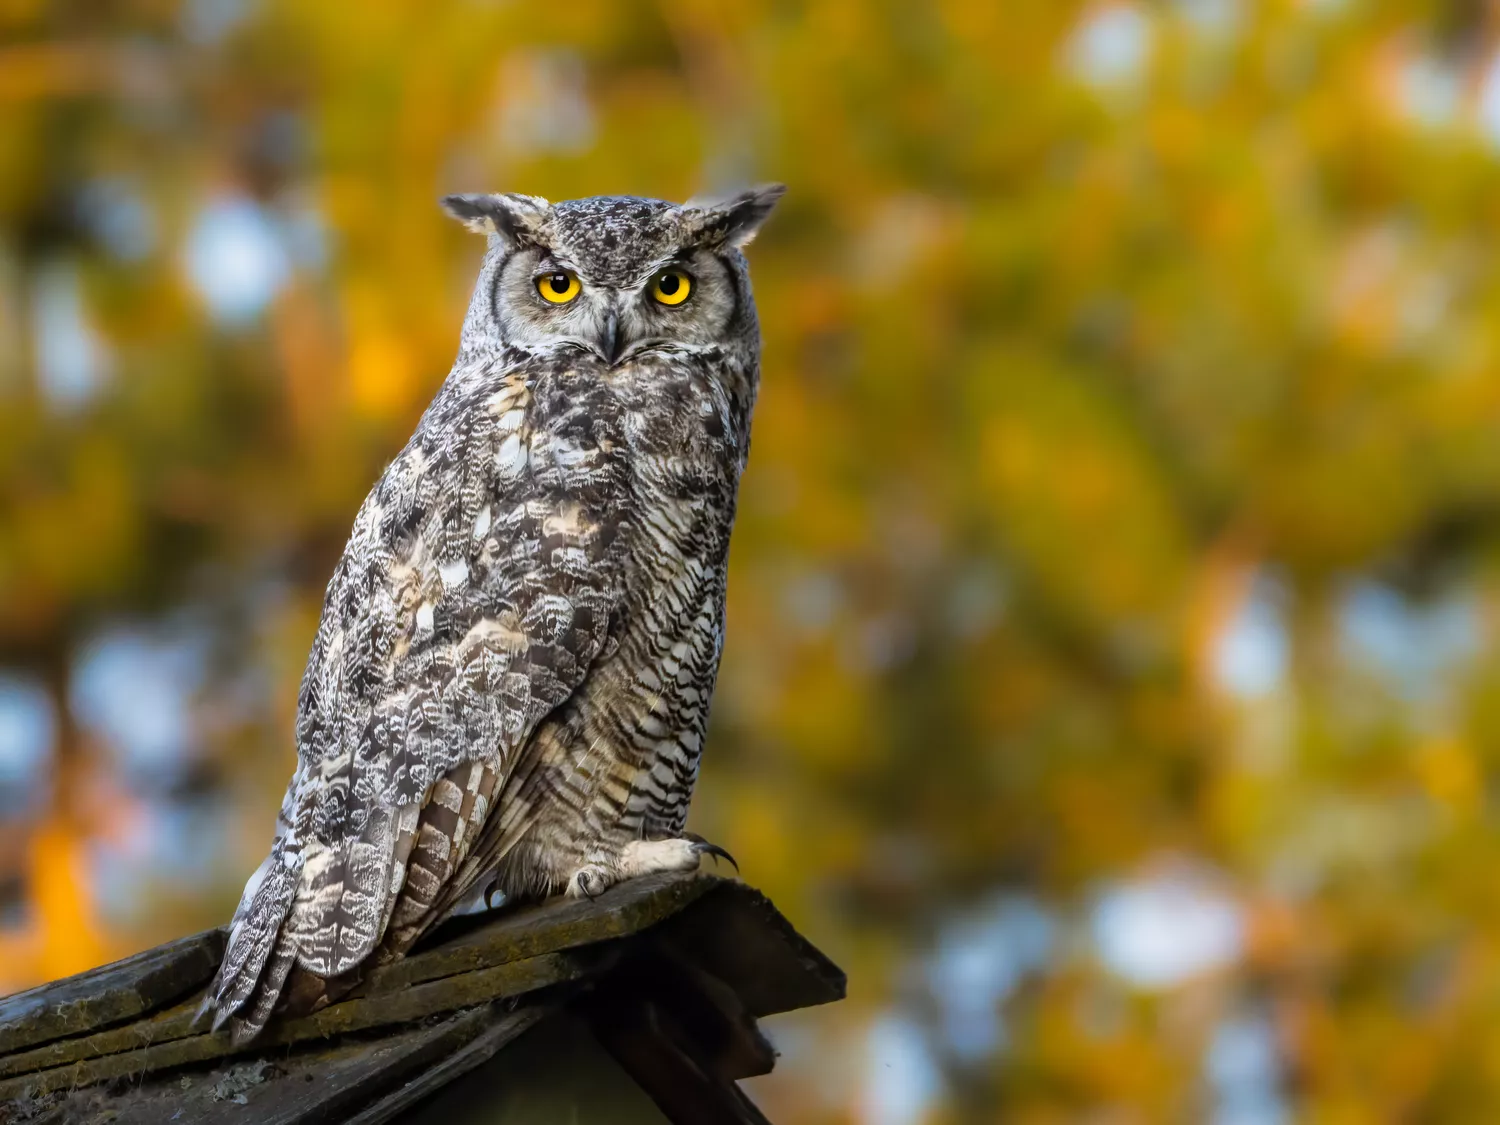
7 0 1500 1120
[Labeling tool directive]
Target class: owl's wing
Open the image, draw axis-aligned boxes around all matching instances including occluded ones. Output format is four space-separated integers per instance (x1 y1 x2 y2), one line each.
203 361 629 1041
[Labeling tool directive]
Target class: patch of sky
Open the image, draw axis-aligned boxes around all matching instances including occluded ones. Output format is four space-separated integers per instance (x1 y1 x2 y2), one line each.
0 675 55 818
860 1013 941 1125
92 794 235 922
77 179 157 262
1214 573 1288 698
1175 0 1241 38
277 190 330 270
1064 4 1154 89
1092 863 1243 988
1399 54 1462 129
183 193 292 325
1337 580 1479 702
926 893 1055 1060
1207 1011 1290 1125
181 0 251 46
33 259 110 410
1477 49 1500 147
72 626 209 786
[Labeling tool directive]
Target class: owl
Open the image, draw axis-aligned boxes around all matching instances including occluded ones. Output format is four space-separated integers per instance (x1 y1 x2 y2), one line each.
200 185 785 1041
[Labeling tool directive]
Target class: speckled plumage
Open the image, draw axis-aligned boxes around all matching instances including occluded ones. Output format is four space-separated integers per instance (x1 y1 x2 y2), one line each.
202 186 784 1041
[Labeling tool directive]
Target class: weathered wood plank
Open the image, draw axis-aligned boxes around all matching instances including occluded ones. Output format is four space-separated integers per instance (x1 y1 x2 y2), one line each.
368 870 718 992
181 1006 543 1125
0 948 598 1101
662 955 778 1081
13 1004 537 1125
584 971 775 1125
659 881 847 1018
396 1012 674 1125
0 992 201 1081
117 1006 509 1125
339 1007 545 1125
576 946 777 1083
0 872 709 1082
0 928 225 1056
0 870 846 1118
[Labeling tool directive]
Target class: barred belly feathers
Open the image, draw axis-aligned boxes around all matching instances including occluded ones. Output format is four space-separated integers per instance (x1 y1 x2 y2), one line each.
201 186 784 1041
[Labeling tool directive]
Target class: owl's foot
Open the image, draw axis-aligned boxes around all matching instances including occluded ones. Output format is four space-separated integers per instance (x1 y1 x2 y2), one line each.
681 832 738 872
564 835 738 900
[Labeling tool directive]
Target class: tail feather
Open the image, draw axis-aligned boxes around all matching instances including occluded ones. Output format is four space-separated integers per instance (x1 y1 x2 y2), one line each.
373 800 424 942
201 849 298 1031
203 761 507 1037
228 940 297 1043
289 805 397 978
382 761 499 956
434 746 552 921
442 740 558 908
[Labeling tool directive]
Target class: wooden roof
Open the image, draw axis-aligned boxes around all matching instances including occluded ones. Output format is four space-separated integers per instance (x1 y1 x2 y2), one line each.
0 874 845 1125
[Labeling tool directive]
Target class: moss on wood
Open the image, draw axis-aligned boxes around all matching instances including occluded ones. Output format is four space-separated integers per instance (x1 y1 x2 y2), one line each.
0 871 847 1120
0 948 594 1101
0 873 714 1088
0 928 225 1057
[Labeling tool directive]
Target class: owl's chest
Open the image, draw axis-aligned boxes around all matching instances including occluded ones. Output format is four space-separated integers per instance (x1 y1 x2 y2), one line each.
610 353 746 476
618 378 744 580
525 361 745 822
507 356 746 600
519 356 744 484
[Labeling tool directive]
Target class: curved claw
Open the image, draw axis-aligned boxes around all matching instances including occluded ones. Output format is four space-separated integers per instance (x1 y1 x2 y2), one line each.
685 833 739 873
569 866 613 900
483 881 503 910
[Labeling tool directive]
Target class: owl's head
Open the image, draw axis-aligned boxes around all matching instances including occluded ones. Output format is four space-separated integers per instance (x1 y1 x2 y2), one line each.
441 187 784 365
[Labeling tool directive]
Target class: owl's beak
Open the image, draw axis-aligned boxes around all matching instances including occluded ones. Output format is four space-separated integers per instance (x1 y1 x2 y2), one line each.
599 309 624 366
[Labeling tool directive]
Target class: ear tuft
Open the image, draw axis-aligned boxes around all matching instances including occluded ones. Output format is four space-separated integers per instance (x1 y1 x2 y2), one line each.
682 183 786 250
440 194 500 235
440 192 550 243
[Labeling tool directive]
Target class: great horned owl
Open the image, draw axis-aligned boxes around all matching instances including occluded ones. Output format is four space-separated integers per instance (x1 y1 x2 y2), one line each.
201 185 784 1041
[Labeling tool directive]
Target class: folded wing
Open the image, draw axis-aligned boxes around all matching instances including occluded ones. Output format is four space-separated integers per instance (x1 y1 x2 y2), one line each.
203 361 629 1040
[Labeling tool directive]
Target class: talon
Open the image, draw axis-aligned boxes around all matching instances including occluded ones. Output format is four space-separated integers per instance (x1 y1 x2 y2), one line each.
570 868 610 900
685 833 739 873
483 881 503 910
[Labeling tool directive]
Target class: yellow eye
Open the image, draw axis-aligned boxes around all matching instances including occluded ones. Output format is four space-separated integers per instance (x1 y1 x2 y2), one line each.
650 269 692 306
536 270 581 304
